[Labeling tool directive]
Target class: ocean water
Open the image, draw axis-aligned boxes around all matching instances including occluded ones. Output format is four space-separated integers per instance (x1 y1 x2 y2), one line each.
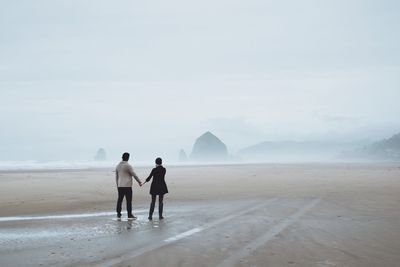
0 160 121 171
0 160 255 171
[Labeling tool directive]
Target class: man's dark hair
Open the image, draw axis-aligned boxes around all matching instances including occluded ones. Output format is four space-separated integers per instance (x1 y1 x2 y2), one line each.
155 157 162 165
122 152 130 161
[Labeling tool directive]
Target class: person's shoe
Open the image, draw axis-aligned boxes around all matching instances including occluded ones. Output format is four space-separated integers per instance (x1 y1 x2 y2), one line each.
117 214 122 221
148 216 152 221
159 216 164 220
128 215 136 221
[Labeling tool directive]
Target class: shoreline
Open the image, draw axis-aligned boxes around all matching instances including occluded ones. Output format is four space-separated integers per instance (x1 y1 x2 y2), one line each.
0 161 398 174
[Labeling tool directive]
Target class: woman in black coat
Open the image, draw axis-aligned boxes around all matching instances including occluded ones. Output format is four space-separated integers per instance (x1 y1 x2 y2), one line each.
145 157 168 220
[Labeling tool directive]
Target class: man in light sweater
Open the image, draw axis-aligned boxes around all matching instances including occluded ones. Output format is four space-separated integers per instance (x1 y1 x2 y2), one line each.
115 152 143 220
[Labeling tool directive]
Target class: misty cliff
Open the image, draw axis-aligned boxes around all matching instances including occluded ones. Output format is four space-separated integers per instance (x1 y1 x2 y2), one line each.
341 133 400 161
239 141 364 162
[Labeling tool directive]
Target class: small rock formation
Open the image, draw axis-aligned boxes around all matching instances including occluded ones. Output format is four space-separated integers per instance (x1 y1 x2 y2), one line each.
179 149 188 162
190 131 228 161
94 148 107 161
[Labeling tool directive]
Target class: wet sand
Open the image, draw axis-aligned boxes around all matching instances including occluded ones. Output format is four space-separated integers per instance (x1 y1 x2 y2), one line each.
1 163 400 266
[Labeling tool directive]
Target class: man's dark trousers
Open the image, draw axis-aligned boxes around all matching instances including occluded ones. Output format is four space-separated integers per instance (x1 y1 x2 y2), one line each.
116 187 132 217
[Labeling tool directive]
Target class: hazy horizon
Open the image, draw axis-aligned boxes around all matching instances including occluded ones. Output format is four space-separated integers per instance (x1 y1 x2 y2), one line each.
1 0 399 162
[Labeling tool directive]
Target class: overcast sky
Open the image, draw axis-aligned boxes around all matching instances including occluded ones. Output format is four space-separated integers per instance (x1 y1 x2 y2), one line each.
0 0 399 161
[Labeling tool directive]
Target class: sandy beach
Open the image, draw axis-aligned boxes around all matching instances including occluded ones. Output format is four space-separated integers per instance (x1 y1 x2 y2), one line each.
1 163 400 266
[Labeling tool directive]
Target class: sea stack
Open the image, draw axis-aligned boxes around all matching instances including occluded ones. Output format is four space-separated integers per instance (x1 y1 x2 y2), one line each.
179 149 188 162
191 131 228 161
94 148 107 161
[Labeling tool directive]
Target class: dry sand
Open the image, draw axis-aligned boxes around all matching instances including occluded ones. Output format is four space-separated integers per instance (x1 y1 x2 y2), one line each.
1 163 400 266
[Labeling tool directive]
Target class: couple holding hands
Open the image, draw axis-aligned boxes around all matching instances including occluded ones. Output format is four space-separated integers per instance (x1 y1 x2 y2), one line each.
115 152 168 221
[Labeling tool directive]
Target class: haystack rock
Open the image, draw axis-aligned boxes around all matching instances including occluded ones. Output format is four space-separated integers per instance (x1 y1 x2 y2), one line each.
179 149 188 162
190 131 228 161
94 148 107 161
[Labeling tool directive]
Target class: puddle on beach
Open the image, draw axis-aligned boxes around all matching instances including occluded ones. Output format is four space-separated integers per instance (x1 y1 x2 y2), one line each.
0 209 147 222
0 202 211 252
0 215 150 248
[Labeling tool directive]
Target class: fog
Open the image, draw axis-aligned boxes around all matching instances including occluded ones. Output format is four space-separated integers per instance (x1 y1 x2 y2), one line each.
1 0 399 163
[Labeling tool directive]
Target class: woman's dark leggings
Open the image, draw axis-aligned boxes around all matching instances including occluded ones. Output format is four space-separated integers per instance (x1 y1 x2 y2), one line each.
149 194 164 218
